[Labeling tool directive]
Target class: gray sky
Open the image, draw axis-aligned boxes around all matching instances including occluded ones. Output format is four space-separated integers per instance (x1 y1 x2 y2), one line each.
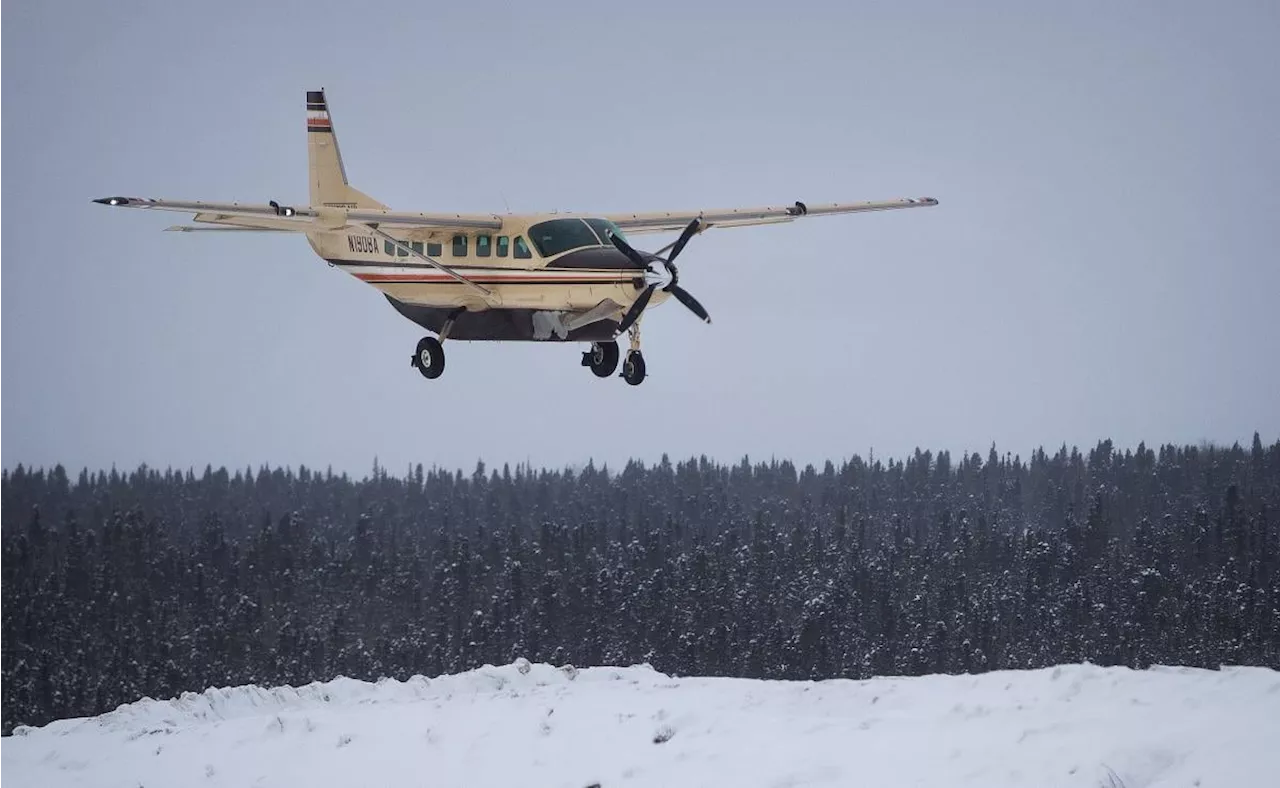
4 0 1278 476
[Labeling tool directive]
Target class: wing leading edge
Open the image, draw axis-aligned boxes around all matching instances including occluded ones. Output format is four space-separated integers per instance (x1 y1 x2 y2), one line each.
603 197 938 235
92 196 503 232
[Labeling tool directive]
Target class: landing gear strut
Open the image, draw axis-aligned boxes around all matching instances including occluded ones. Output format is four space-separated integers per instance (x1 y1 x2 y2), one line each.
582 341 620 378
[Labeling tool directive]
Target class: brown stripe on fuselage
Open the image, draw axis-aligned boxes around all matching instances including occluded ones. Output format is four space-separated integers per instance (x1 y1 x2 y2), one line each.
354 273 635 285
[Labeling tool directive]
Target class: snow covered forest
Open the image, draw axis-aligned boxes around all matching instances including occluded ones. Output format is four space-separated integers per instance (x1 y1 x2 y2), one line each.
4 437 1278 733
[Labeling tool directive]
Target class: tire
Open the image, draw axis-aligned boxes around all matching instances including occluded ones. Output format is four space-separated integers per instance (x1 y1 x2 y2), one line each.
622 350 646 386
414 336 445 379
588 341 620 378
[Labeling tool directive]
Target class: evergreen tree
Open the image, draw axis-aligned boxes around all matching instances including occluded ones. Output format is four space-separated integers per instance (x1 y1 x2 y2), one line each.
3 438 1279 732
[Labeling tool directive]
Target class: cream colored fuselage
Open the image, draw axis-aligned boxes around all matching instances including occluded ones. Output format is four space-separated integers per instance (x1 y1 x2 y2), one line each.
304 219 669 316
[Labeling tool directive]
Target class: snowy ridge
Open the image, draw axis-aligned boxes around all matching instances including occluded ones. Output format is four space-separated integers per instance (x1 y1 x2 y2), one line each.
18 659 594 735
4 662 1279 787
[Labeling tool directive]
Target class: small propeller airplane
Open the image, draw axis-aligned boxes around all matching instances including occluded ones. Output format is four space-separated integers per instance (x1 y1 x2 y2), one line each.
95 90 937 385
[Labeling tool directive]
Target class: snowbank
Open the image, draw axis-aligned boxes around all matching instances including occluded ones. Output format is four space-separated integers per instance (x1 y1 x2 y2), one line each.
4 661 1278 787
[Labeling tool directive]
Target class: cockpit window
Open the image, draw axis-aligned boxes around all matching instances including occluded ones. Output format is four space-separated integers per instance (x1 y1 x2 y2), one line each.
584 218 627 246
528 218 609 258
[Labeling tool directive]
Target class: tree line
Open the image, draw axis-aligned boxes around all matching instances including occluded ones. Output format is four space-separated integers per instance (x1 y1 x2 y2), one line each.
3 437 1278 732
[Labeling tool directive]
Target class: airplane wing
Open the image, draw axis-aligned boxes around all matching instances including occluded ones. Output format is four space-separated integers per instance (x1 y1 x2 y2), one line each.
94 195 504 304
602 197 938 235
92 196 503 231
163 224 293 233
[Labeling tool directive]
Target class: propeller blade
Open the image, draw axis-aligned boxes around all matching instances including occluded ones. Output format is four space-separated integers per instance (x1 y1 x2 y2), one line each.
609 230 649 268
669 285 711 324
617 285 656 334
666 218 702 264
611 219 706 331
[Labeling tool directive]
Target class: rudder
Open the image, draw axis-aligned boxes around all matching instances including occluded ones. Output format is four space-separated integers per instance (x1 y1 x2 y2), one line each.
306 89 386 210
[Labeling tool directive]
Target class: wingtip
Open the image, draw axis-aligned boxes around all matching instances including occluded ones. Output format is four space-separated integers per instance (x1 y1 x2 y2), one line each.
93 196 129 206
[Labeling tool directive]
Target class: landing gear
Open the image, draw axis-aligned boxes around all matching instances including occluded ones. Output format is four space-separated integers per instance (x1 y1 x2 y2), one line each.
411 310 461 381
622 350 646 386
412 336 444 379
582 341 620 378
621 322 646 385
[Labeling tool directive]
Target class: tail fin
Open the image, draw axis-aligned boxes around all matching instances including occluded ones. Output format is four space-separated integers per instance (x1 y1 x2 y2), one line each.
306 89 387 210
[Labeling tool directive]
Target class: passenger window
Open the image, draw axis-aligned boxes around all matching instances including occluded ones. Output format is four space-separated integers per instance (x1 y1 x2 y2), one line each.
384 240 395 255
427 242 442 257
514 236 532 259
452 235 468 256
397 243 408 257
411 241 423 255
496 236 510 258
476 234 492 258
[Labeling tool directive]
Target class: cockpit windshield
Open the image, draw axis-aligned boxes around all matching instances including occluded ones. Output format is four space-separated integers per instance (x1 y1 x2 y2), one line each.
584 218 627 246
527 218 629 258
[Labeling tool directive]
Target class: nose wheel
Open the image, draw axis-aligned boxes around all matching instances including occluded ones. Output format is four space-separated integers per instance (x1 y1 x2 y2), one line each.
621 350 646 386
619 320 647 385
411 336 445 379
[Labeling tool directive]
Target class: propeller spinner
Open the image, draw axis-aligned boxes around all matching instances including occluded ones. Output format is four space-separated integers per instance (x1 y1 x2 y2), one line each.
609 218 711 334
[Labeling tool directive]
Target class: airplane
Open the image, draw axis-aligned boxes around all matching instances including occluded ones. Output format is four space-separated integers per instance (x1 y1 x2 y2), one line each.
94 90 937 386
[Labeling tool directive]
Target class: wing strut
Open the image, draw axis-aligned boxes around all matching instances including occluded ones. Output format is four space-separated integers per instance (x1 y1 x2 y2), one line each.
361 224 498 304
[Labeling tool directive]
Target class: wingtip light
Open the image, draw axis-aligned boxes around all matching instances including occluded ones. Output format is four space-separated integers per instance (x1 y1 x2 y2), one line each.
94 197 128 206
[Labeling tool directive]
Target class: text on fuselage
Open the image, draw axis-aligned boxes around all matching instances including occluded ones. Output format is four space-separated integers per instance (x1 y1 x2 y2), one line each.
348 235 377 253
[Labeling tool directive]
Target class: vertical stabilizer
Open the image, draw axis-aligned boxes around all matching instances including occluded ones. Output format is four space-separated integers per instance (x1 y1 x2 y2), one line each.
306 90 387 209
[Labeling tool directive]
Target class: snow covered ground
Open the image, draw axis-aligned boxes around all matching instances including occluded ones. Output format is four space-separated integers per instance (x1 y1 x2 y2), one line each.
4 661 1278 788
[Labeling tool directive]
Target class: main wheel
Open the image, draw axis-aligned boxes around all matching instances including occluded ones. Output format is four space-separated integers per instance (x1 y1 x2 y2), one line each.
621 350 646 386
583 341 620 378
413 336 445 379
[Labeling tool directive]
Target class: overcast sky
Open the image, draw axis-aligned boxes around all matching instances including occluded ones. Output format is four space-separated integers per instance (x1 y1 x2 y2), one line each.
3 0 1278 477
